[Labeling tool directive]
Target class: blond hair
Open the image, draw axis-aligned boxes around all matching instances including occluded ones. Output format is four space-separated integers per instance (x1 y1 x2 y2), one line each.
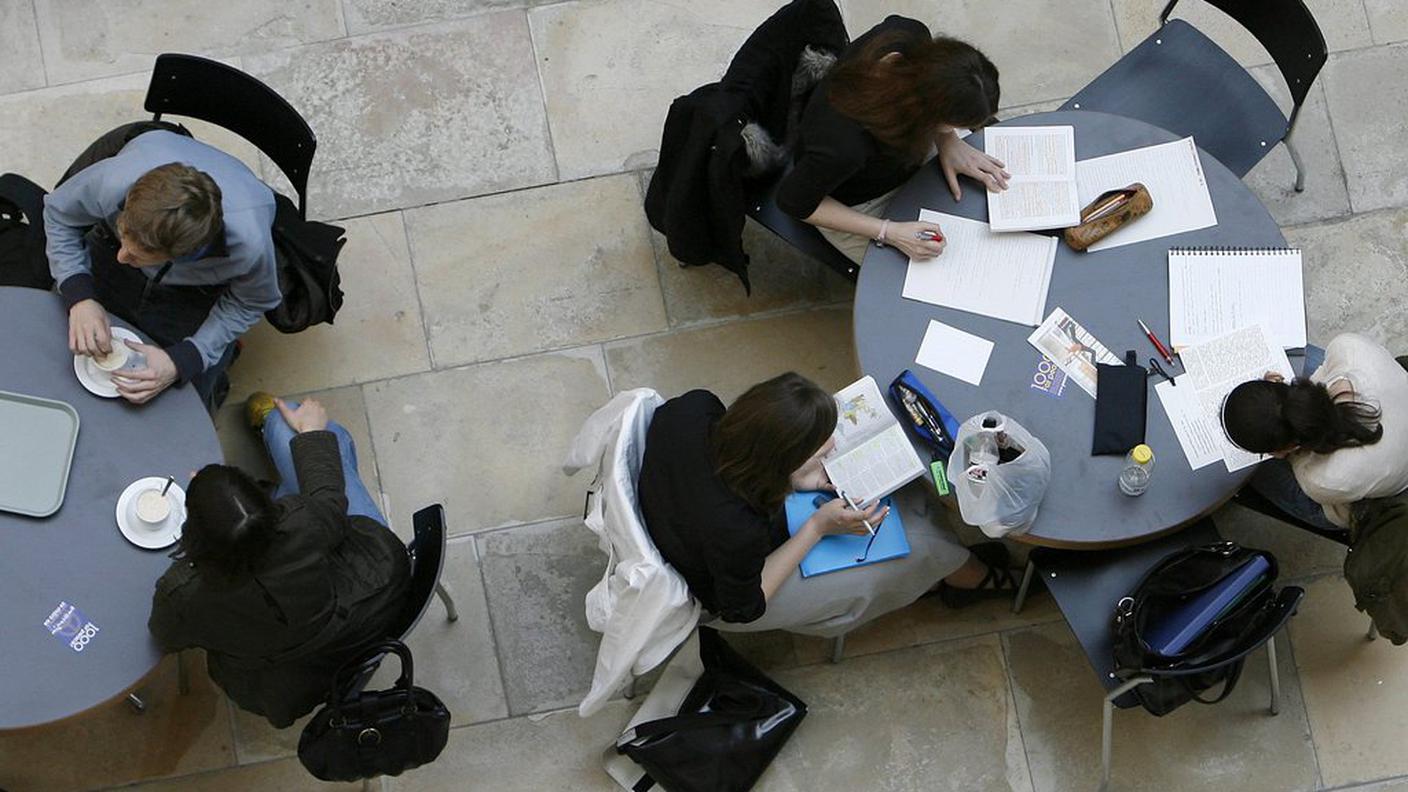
116 163 222 257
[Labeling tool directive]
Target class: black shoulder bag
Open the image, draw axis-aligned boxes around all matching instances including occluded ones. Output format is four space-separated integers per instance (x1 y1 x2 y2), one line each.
265 192 346 334
297 640 451 782
617 627 807 792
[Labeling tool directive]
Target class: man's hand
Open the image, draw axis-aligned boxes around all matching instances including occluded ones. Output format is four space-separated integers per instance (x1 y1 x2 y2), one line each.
275 398 329 434
114 342 178 405
937 132 1011 202
68 299 113 357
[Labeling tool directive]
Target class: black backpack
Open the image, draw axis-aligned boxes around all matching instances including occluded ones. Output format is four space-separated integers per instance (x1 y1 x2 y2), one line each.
1111 542 1298 716
0 173 54 290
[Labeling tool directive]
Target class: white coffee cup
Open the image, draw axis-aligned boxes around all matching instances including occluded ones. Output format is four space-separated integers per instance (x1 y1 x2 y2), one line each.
135 489 171 526
92 344 130 372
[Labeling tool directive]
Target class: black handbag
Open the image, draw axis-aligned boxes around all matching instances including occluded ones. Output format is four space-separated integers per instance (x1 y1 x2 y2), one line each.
297 640 451 782
265 192 347 334
1111 542 1286 716
617 628 807 792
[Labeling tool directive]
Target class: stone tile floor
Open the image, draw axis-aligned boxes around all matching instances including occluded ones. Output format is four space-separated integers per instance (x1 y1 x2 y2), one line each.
1 0 1406 789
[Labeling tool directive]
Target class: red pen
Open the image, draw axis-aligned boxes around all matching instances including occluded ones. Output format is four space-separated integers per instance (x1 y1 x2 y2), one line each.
917 230 944 243
1138 319 1175 365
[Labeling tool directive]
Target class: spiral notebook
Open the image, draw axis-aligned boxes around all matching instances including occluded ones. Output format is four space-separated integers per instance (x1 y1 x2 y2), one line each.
1167 247 1306 350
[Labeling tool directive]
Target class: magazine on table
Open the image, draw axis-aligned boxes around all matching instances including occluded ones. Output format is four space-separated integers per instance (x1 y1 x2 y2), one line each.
1026 308 1121 398
822 376 926 505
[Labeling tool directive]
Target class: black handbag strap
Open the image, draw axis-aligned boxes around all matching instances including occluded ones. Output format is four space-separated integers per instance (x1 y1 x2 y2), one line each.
330 639 414 699
1186 659 1245 705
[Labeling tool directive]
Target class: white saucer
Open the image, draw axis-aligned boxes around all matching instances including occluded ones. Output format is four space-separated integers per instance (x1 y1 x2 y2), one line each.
73 327 143 399
116 477 186 550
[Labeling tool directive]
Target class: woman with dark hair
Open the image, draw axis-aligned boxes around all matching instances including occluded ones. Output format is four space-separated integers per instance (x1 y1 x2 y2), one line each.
148 398 410 727
776 16 1009 265
637 372 1020 637
1221 334 1408 530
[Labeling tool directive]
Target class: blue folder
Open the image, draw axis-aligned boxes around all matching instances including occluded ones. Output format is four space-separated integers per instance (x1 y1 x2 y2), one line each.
783 491 911 578
1144 555 1270 656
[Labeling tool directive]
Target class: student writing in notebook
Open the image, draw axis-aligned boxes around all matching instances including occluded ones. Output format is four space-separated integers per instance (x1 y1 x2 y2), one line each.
775 16 1010 266
1221 334 1408 530
636 373 1022 639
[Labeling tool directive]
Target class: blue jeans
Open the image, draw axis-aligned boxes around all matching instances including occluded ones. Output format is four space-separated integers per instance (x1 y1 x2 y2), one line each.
262 401 386 524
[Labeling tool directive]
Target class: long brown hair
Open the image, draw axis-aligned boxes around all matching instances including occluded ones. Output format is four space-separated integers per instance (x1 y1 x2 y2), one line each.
828 32 1000 161
713 373 837 515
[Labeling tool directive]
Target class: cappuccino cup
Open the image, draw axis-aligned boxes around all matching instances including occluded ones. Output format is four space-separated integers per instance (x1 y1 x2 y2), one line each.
92 345 130 372
135 489 171 526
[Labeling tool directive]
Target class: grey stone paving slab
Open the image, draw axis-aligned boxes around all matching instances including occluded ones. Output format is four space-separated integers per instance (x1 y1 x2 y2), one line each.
1285 207 1408 353
384 700 633 791
404 174 667 368
125 758 359 791
1365 0 1408 45
0 0 44 95
1290 576 1408 789
0 69 262 192
1322 45 1408 214
362 347 611 536
843 0 1122 107
477 518 605 716
1110 0 1373 66
343 0 558 34
368 535 511 725
1243 64 1352 227
1007 622 1317 792
604 306 858 405
227 708 310 766
245 11 555 218
229 211 431 401
213 384 382 499
529 0 774 180
761 636 1033 791
31 0 345 86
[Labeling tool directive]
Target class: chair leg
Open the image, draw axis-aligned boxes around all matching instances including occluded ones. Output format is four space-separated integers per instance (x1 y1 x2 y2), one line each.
1266 637 1280 716
830 634 846 664
1367 619 1378 641
177 651 190 696
624 676 638 700
1100 677 1152 792
127 693 146 713
1012 560 1036 614
1284 136 1307 193
435 583 460 622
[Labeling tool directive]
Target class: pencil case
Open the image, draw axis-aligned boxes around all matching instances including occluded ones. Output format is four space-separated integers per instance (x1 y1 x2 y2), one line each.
888 369 960 459
1063 182 1153 252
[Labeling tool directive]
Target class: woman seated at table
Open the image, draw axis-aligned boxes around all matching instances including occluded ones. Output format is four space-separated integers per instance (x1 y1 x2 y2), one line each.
1221 333 1408 530
148 397 409 728
636 372 1021 638
775 15 1010 266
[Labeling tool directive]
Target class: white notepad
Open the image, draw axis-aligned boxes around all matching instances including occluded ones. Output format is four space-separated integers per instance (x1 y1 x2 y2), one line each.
1167 247 1307 350
901 210 1057 327
984 125 1080 232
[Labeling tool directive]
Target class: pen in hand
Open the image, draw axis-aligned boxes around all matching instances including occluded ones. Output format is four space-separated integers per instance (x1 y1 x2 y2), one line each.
838 490 877 536
916 230 944 243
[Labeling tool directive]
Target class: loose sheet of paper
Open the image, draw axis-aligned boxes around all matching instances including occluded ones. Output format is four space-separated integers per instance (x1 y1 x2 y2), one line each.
1026 307 1121 398
985 126 1080 231
1155 324 1294 472
915 319 994 386
1074 137 1217 251
1168 249 1307 350
901 210 1056 326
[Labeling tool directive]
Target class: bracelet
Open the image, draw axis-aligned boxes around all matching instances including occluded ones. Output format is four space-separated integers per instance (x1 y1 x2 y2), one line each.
875 219 890 246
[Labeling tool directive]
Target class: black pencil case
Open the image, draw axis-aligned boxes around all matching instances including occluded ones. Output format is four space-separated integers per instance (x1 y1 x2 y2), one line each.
1092 350 1147 455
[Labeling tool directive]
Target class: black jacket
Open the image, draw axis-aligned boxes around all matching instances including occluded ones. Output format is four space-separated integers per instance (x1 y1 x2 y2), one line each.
645 0 848 290
148 431 410 727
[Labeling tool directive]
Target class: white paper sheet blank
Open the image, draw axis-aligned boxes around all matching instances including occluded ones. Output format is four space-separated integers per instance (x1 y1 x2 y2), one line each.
916 320 994 386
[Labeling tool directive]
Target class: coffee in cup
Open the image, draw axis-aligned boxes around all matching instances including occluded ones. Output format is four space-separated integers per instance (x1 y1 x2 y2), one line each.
93 344 130 372
135 489 171 525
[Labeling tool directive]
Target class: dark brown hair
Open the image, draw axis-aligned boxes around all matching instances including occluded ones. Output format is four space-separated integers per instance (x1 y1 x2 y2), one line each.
1222 377 1383 454
712 373 838 515
117 163 223 257
828 32 1000 161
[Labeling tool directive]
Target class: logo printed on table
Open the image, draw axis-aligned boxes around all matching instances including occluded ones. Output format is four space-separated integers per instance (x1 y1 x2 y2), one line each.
43 601 100 653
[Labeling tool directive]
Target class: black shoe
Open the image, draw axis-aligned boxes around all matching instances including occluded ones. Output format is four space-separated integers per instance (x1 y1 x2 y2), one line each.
934 541 1023 609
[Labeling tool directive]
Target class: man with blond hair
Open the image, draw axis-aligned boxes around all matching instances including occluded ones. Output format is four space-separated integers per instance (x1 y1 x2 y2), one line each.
44 127 282 409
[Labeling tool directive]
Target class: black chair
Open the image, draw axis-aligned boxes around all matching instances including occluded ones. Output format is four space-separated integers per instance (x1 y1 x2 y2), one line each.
143 53 317 217
1011 519 1303 791
746 174 860 283
1060 0 1327 189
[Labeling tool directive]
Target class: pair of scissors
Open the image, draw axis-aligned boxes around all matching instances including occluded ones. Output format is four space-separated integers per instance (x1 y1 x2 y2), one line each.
1148 357 1175 386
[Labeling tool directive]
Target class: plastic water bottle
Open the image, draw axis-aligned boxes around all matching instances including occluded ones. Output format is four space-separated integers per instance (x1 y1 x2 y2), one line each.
1119 444 1155 496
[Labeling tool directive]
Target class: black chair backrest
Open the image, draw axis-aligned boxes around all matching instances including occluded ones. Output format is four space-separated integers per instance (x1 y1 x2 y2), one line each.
143 53 317 217
388 504 449 641
1162 0 1327 121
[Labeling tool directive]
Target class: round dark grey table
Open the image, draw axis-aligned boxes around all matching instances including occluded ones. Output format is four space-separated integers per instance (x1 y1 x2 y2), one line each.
855 111 1286 548
0 286 223 730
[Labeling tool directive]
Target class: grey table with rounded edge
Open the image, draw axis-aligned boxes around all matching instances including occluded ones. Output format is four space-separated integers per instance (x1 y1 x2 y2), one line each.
0 286 223 730
855 110 1290 548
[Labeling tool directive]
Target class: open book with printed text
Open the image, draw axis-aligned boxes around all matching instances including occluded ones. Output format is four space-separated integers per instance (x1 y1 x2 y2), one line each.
822 376 926 505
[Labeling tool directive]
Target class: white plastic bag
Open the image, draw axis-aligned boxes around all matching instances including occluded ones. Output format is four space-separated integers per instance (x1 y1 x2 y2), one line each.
948 411 1051 538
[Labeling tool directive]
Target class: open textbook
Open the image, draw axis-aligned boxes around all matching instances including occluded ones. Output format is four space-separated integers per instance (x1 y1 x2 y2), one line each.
1027 308 1121 398
901 210 1056 326
1154 324 1294 472
822 376 926 505
985 125 1080 231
